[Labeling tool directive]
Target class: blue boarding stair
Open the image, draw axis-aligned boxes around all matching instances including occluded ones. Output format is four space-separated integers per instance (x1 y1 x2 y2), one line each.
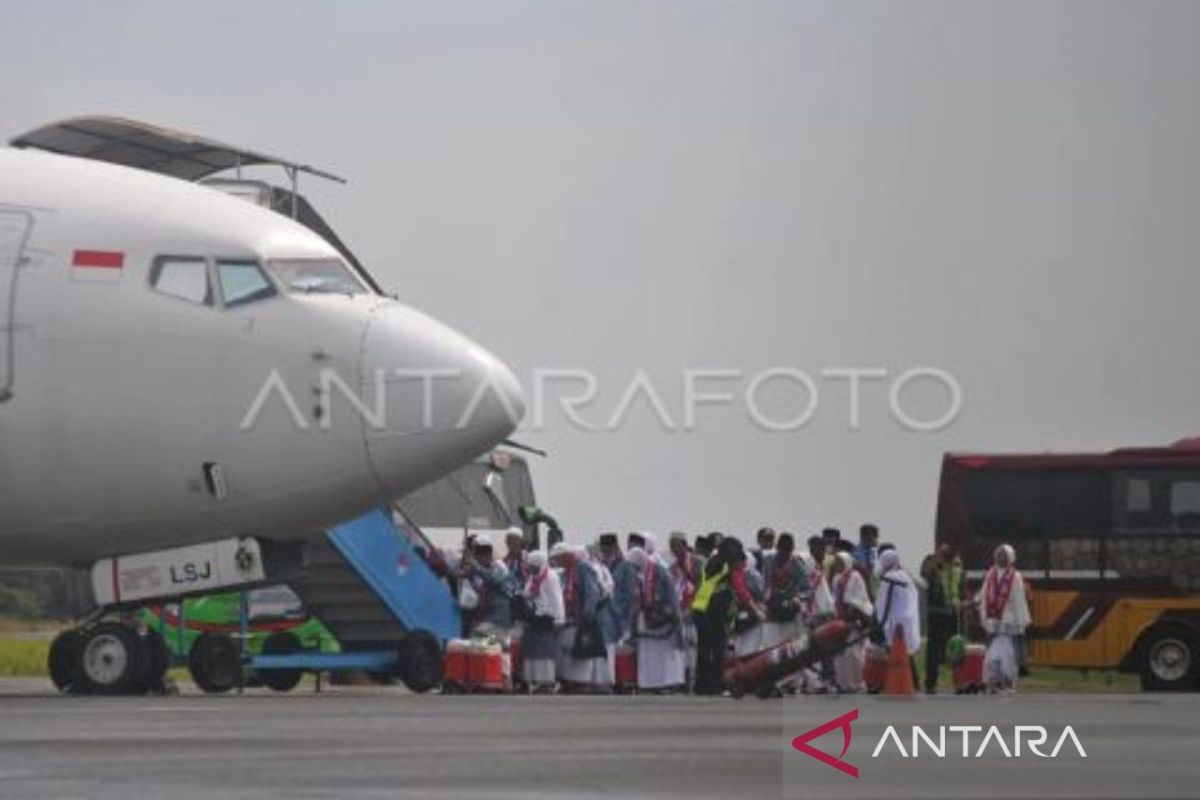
255 509 460 693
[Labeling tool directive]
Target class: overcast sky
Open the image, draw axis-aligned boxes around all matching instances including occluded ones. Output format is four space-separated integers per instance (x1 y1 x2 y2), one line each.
5 1 1199 561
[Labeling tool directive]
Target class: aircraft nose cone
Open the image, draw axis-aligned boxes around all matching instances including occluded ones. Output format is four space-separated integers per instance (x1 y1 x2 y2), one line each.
360 302 524 497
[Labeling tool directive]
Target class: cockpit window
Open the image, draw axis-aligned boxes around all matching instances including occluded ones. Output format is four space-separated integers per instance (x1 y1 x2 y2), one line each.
217 260 277 308
267 258 365 295
150 257 212 306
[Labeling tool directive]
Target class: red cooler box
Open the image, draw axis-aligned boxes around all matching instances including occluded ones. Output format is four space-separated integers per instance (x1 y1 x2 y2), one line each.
467 640 511 692
443 639 470 688
953 643 985 693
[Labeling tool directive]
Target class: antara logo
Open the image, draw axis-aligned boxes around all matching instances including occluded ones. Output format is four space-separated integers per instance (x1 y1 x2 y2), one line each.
792 710 1087 779
871 724 1088 759
792 709 859 778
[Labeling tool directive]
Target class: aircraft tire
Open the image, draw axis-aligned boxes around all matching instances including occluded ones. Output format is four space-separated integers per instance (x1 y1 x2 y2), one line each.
188 633 241 694
77 622 143 695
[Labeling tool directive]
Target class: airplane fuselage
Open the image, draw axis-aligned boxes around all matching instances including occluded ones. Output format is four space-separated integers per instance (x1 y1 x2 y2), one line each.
0 148 522 565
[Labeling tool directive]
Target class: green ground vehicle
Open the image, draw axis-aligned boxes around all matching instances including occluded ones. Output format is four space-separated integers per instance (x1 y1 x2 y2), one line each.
137 586 338 690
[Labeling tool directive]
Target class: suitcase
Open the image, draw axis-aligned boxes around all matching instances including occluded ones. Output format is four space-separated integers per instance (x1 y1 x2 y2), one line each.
863 643 889 693
953 643 985 694
615 643 638 693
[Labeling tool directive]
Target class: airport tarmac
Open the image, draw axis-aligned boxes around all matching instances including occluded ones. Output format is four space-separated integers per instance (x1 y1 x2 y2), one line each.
1 680 1198 799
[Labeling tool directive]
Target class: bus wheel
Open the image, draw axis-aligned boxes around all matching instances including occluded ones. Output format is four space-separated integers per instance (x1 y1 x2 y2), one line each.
77 623 143 695
398 630 443 694
259 632 303 693
48 629 84 693
189 633 242 694
1139 625 1198 691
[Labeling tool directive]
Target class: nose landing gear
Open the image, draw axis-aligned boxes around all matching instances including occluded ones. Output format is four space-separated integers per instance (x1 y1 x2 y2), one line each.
47 619 170 696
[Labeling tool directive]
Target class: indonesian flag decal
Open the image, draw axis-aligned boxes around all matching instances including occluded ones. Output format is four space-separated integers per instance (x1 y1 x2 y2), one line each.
71 249 124 282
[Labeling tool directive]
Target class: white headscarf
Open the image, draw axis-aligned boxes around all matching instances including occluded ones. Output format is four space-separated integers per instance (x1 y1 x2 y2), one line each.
640 531 659 555
524 550 565 624
833 551 872 616
626 546 649 570
875 547 920 654
995 543 1016 566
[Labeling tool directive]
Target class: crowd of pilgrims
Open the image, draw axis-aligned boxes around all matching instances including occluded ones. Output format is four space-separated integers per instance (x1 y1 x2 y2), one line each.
423 523 1032 696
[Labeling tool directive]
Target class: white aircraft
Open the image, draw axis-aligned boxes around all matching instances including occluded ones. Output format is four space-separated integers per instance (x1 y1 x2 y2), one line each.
0 117 524 689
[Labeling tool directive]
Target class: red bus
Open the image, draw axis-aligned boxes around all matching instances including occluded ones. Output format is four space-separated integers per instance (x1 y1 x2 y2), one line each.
935 440 1200 690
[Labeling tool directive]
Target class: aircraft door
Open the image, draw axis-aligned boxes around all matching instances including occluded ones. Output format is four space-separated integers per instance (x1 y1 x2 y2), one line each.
0 210 32 402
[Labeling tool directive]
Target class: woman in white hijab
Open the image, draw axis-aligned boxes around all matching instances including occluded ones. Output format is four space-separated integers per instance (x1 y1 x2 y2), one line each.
830 551 873 692
875 548 921 657
975 543 1030 693
523 551 565 692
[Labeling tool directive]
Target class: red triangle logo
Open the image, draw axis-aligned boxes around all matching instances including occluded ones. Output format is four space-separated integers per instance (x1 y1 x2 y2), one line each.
791 708 859 778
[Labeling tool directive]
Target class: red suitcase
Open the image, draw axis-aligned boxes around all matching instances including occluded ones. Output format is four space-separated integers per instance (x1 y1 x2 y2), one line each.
953 643 985 693
467 640 510 692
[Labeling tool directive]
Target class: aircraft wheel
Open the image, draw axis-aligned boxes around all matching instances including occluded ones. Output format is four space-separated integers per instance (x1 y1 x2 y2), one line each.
258 632 303 693
77 622 143 695
189 633 241 694
48 629 84 693
398 630 443 694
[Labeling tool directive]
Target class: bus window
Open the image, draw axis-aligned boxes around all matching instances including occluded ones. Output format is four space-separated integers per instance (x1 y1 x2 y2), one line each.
1043 471 1105 577
1045 471 1108 532
961 471 1043 538
1115 471 1200 531
1170 478 1200 530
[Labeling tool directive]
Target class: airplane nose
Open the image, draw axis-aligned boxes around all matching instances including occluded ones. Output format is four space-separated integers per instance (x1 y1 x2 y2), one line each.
359 302 525 497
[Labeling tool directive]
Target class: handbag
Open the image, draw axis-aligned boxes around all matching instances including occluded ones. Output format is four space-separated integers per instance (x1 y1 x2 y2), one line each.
766 595 798 623
643 601 678 634
510 593 534 623
869 575 897 646
571 617 607 659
